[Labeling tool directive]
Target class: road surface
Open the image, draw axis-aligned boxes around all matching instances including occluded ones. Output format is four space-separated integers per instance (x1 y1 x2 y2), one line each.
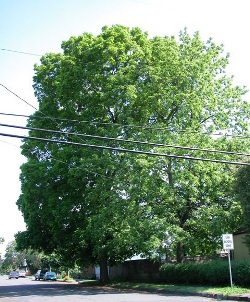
0 275 219 301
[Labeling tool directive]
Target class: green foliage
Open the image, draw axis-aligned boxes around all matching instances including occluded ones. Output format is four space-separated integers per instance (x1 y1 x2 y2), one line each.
40 253 61 272
160 260 250 287
16 24 250 281
233 164 250 248
69 268 96 280
232 260 250 287
159 262 205 285
0 240 44 274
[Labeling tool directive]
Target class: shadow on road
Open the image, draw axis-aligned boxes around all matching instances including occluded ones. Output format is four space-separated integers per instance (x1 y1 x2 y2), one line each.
0 279 219 301
0 282 134 299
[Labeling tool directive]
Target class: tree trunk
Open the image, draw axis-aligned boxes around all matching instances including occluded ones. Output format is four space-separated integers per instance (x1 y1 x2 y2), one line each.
99 255 109 283
167 159 173 187
176 241 184 263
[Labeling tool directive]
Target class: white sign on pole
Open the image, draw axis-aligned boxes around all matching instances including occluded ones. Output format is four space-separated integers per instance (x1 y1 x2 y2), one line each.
222 234 234 287
222 234 234 250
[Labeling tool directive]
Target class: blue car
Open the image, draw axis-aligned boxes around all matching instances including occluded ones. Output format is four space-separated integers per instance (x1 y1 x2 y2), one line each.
43 271 57 281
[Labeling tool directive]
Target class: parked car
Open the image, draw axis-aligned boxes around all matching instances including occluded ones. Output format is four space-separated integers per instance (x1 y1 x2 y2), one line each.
35 269 47 280
43 271 57 281
9 271 19 279
18 270 26 277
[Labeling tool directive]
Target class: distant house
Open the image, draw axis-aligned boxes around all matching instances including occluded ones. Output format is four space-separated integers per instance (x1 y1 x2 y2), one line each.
232 231 250 260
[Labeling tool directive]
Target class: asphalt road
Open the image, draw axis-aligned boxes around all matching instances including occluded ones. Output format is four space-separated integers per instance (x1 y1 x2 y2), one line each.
0 275 218 301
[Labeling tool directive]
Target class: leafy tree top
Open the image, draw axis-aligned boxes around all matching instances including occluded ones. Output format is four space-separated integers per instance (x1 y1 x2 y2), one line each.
31 25 249 136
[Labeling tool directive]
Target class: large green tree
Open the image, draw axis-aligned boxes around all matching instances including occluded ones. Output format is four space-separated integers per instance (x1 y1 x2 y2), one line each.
16 25 250 281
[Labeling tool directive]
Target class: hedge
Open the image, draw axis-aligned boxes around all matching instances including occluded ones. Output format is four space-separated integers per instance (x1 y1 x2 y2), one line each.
159 259 250 287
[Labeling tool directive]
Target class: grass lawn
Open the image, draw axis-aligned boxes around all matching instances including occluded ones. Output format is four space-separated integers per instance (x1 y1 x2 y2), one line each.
110 282 250 297
78 280 250 297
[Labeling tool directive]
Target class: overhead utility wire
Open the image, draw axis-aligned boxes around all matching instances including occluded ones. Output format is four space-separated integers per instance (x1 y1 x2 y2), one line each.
0 139 20 147
1 122 249 158
1 84 249 139
0 85 61 129
0 132 249 166
2 84 250 139
1 111 249 140
0 135 124 184
1 48 42 57
0 84 38 111
0 85 64 129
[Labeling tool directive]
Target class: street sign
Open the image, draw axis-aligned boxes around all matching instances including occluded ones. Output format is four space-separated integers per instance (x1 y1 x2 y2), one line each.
222 233 234 288
222 234 234 250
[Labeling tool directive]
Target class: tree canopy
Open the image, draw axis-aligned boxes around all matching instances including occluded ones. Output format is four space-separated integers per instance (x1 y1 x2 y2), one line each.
16 25 250 281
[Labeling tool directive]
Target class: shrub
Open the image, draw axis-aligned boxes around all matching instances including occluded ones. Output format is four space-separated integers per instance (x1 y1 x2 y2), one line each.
202 260 229 285
232 260 250 287
160 259 250 286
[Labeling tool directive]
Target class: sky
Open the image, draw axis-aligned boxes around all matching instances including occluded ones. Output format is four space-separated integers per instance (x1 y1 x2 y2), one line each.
0 0 250 256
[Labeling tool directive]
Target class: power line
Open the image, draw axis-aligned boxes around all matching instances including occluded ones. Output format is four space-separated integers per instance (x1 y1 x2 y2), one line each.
1 48 42 57
0 136 129 185
1 83 247 138
0 85 62 129
1 122 249 157
0 139 20 148
0 84 38 111
0 131 249 166
1 111 249 140
1 84 249 139
1 83 249 139
0 135 139 188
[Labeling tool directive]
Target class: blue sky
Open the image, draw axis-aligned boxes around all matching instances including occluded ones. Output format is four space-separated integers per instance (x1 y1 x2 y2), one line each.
0 0 249 255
